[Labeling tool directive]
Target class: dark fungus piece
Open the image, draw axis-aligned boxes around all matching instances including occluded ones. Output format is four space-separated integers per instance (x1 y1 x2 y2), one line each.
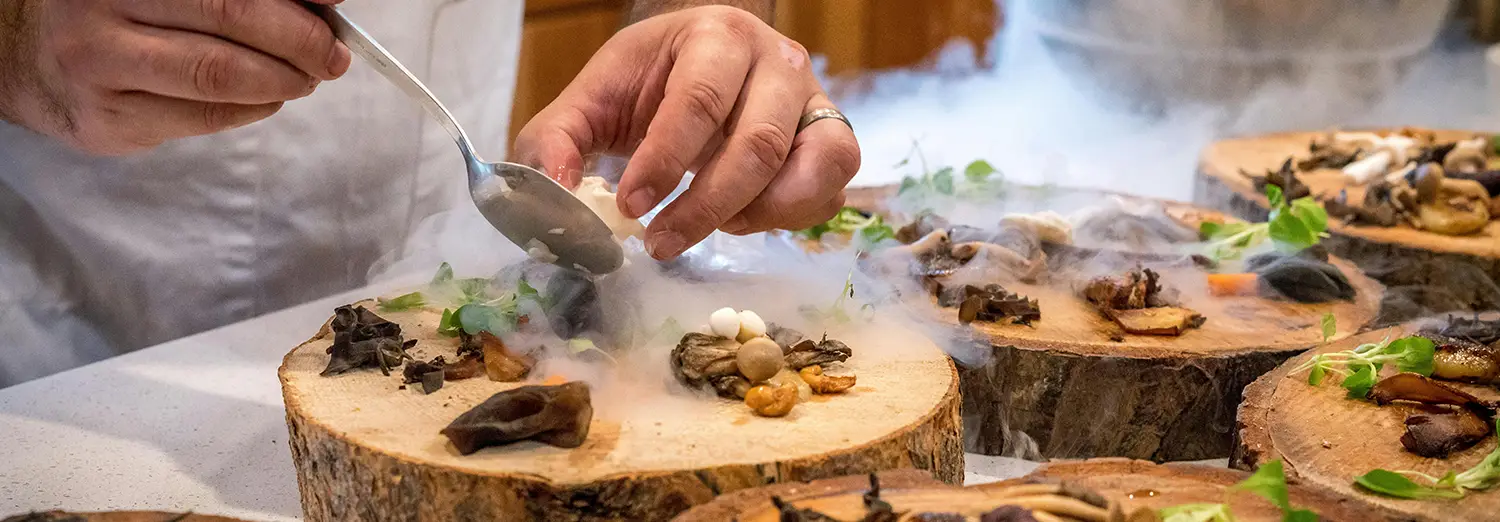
321 305 414 377
403 356 447 394
440 382 593 454
979 505 1041 522
1082 267 1171 310
896 211 951 244
785 336 853 370
544 268 602 340
1400 406 1493 458
1434 315 1500 345
770 497 841 522
766 323 807 353
860 474 903 522
1244 158 1311 200
1251 253 1356 303
942 284 1041 326
671 333 743 398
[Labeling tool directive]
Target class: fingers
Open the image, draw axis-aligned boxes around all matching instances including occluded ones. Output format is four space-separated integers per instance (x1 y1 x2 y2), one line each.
72 91 282 154
642 44 813 259
512 105 593 189
614 30 753 220
117 0 350 81
100 24 318 104
720 93 860 236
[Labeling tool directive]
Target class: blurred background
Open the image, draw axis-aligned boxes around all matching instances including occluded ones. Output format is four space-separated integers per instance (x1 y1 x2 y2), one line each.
511 0 1500 201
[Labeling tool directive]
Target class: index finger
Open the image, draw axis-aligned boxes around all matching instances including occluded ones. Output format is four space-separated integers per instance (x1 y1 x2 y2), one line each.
614 31 752 219
120 0 350 80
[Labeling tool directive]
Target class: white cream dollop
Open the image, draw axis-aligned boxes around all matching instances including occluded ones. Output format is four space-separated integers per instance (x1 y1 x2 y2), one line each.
571 176 646 242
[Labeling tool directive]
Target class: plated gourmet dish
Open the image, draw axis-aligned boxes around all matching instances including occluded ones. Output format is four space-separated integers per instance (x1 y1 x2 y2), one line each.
1197 128 1500 323
791 162 1381 461
1237 314 1500 521
279 178 962 522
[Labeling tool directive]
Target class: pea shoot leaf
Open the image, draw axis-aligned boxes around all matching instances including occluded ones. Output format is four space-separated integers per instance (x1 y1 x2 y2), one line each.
431 262 454 284
931 167 955 195
964 160 999 183
1320 313 1336 344
456 303 514 336
1342 361 1380 399
1308 363 1327 386
437 308 460 337
1355 470 1466 500
1266 184 1286 209
1389 336 1436 375
378 292 425 312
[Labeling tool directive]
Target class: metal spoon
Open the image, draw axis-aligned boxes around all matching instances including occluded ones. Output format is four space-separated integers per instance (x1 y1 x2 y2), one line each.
311 5 624 275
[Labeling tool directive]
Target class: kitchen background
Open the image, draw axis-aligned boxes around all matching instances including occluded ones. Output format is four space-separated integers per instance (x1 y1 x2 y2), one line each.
511 0 1500 201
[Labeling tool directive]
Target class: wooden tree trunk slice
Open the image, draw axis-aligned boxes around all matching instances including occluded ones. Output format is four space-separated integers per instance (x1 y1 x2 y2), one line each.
1004 458 1398 522
1 513 249 522
279 301 962 522
839 184 1382 462
1195 130 1500 325
1235 326 1500 522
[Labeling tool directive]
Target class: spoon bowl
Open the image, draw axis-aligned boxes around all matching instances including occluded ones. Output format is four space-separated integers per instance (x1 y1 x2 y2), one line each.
314 5 624 275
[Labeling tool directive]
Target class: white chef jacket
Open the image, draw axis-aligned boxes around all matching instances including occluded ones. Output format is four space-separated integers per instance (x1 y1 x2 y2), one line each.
0 1 523 387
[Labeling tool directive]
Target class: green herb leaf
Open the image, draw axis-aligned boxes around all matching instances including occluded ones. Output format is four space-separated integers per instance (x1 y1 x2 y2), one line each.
431 262 454 284
1320 313 1336 344
455 303 514 336
898 177 919 195
1308 362 1327 386
1342 361 1379 399
1355 469 1465 500
1490 134 1500 157
1389 336 1436 375
932 167 955 195
964 160 999 183
1285 509 1319 522
1232 460 1294 514
378 292 425 312
1266 184 1286 209
859 222 896 246
516 277 542 304
437 308 460 337
1269 211 1318 252
1289 197 1329 237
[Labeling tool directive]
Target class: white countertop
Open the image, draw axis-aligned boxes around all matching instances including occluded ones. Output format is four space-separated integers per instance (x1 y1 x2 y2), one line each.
0 272 1039 521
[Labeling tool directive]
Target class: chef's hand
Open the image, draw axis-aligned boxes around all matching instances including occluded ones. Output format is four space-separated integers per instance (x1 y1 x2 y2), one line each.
514 6 860 260
0 0 351 155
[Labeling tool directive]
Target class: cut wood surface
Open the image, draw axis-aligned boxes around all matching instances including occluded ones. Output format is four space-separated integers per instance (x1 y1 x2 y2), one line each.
1196 130 1500 323
1235 326 1500 522
1008 458 1398 522
280 301 962 522
839 184 1383 462
0 513 248 522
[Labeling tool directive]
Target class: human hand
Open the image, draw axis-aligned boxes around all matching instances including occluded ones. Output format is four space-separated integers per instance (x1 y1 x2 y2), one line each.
0 0 351 155
513 6 860 260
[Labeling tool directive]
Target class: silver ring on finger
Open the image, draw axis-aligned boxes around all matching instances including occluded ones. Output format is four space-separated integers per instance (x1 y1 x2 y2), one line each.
797 107 852 134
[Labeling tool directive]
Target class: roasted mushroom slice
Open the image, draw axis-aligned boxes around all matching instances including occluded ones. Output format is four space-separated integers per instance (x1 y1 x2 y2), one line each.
1105 307 1206 336
671 333 743 398
1368 373 1494 413
784 336 853 370
939 284 1041 326
1245 157 1312 199
950 242 1046 283
1443 137 1489 175
895 211 951 244
867 229 960 276
1411 164 1491 235
440 382 593 454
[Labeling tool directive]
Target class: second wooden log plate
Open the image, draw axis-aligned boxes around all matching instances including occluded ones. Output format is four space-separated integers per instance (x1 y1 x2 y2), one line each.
1195 130 1500 320
1007 458 1396 521
1236 327 1500 522
837 184 1383 462
280 301 963 522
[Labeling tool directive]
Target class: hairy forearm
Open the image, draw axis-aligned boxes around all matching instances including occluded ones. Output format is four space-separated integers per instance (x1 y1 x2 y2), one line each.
624 0 775 25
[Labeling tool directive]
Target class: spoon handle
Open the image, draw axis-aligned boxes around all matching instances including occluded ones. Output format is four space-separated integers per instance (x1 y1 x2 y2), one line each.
308 4 478 160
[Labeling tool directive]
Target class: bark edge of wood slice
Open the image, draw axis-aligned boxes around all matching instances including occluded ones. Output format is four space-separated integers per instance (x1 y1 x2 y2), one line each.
1234 326 1500 522
279 301 963 522
1005 458 1399 522
840 184 1382 462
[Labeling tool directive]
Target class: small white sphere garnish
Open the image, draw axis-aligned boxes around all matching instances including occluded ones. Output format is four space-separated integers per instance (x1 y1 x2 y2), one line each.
709 307 741 338
736 310 767 342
